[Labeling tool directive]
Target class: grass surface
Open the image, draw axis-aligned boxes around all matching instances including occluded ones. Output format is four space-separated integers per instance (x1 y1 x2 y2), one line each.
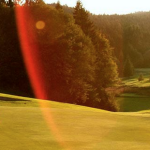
122 68 150 87
0 93 150 150
117 93 150 112
116 68 150 112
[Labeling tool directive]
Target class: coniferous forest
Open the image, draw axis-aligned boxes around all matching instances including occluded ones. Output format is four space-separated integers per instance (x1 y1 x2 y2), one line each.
1 0 150 111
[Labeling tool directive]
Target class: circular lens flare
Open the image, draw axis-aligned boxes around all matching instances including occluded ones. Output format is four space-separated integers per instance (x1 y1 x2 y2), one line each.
36 21 45 29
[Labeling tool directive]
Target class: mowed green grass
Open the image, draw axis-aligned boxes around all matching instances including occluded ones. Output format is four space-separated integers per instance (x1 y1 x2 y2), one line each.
117 93 150 112
122 68 150 87
1 94 150 150
117 68 150 112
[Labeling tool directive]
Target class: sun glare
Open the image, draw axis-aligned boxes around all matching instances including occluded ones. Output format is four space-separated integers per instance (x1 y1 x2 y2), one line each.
15 6 70 150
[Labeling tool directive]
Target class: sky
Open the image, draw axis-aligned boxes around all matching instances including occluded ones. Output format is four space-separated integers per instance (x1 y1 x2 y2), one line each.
44 0 150 15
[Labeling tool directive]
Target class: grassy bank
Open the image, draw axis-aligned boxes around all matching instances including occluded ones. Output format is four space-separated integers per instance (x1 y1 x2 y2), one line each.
0 93 150 150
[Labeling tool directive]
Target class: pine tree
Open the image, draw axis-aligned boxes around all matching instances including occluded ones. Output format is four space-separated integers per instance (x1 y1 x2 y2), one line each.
55 1 63 11
92 34 119 111
95 34 118 88
124 56 134 77
73 1 118 88
73 0 97 43
73 1 119 111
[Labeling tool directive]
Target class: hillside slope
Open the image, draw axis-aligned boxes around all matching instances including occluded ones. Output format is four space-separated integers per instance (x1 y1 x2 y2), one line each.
0 94 150 150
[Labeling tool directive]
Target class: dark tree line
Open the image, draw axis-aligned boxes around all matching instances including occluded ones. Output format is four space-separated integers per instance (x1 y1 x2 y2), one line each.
90 12 150 73
0 1 119 111
0 0 44 7
0 7 33 96
49 3 150 77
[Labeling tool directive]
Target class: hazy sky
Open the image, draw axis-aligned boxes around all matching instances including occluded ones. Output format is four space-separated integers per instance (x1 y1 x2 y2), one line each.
44 0 150 15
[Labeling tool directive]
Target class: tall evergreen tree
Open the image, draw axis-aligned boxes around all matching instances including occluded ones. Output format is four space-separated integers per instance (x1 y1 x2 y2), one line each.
73 0 97 44
73 1 119 111
73 0 119 85
95 34 118 88
124 56 134 77
55 1 63 10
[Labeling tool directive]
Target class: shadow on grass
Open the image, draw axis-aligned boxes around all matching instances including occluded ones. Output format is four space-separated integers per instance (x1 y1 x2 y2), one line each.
0 96 30 102
117 95 150 112
118 95 149 98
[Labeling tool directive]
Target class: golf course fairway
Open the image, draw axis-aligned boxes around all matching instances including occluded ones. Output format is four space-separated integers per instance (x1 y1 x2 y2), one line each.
0 93 150 150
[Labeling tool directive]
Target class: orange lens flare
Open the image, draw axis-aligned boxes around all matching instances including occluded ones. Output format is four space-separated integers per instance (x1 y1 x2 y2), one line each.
15 6 71 150
36 21 45 30
15 7 46 100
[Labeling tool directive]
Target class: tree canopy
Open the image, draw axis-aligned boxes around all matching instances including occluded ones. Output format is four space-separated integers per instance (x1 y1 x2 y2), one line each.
0 1 119 111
